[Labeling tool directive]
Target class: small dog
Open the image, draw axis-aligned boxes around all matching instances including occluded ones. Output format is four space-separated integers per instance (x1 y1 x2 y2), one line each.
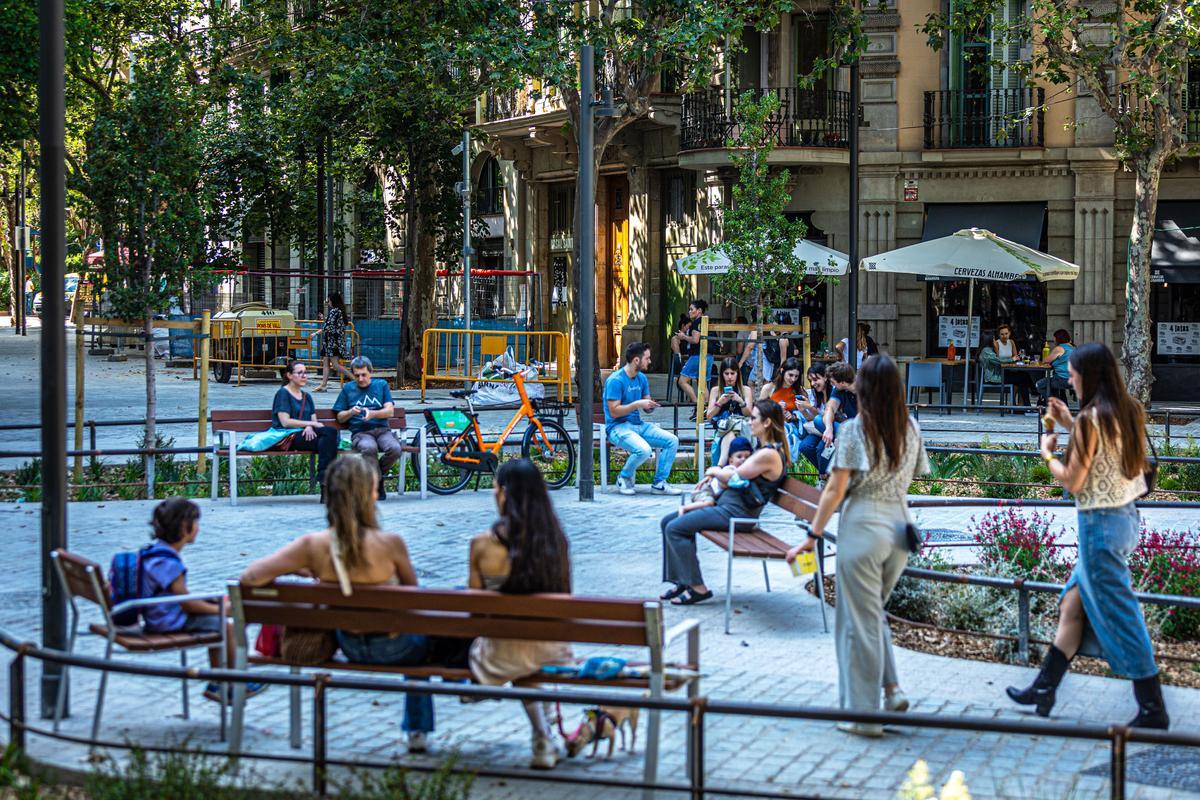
563 706 640 759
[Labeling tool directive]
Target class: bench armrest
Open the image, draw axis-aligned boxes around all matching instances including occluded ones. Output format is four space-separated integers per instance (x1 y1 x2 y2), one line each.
111 591 225 617
726 516 760 532
663 617 700 674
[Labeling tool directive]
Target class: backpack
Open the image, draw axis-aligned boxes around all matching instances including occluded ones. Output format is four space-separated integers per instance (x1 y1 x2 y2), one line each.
108 545 180 627
764 337 782 368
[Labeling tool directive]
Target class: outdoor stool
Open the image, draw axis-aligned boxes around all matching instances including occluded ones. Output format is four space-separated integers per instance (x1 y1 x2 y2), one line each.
50 549 227 746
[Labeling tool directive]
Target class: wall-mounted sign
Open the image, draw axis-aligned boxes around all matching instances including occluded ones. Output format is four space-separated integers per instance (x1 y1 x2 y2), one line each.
903 179 919 202
1157 322 1200 356
937 315 980 348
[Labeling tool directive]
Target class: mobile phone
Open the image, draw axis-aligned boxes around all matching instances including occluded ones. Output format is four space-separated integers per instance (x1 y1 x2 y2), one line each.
723 386 734 394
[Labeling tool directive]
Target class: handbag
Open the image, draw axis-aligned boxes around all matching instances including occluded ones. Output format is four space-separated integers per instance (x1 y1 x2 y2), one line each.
1140 431 1158 498
280 533 355 666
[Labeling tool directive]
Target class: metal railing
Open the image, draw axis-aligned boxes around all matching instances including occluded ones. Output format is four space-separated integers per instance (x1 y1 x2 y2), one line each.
4 628 1198 800
923 87 1045 148
680 87 852 151
420 328 572 403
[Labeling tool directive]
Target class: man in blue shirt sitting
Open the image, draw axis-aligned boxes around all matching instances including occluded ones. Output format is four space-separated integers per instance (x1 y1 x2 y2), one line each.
333 356 402 499
604 341 681 496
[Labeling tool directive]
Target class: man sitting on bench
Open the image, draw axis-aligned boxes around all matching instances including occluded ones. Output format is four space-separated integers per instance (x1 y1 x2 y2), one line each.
333 356 402 499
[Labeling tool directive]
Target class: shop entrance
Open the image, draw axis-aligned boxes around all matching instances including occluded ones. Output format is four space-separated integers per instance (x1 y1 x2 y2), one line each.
926 279 1047 357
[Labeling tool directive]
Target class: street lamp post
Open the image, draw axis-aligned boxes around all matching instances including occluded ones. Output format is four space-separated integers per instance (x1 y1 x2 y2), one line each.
847 60 860 364
453 131 473 329
577 44 617 502
39 0 69 719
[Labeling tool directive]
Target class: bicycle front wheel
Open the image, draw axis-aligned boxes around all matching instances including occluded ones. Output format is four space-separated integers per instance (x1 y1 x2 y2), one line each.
424 422 476 495
521 418 575 490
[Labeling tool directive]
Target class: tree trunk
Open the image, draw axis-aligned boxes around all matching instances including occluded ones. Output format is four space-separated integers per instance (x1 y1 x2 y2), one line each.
402 168 438 378
1122 152 1166 404
753 292 765 396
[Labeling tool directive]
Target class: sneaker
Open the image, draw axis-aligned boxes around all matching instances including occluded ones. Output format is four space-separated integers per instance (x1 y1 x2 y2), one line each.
836 722 884 738
530 734 560 770
616 476 636 496
204 682 268 704
884 690 910 713
651 482 682 496
406 731 429 754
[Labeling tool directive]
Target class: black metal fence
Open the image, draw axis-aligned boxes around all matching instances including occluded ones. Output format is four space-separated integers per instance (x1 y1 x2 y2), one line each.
680 87 852 151
5 628 1199 800
923 87 1045 148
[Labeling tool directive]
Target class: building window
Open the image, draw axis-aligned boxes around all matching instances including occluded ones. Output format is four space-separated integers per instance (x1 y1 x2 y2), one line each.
476 157 503 216
947 0 1028 146
550 183 574 236
666 172 695 225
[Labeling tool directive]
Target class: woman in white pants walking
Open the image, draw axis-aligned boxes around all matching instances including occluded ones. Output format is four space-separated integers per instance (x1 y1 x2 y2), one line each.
788 355 929 737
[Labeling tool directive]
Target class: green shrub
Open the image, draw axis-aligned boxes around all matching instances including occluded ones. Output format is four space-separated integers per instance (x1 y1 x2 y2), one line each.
887 547 952 623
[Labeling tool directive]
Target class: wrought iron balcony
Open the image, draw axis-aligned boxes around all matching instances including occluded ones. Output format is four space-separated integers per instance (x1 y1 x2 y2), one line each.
680 87 852 151
480 86 566 124
923 87 1045 149
1188 82 1200 143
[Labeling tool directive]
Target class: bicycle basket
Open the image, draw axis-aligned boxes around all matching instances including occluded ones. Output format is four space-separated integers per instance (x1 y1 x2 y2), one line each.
430 409 472 436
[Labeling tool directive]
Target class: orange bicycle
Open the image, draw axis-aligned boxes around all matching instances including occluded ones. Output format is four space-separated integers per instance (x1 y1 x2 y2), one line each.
423 367 575 494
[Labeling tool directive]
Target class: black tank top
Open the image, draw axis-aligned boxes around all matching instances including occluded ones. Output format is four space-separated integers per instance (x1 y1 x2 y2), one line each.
716 444 787 518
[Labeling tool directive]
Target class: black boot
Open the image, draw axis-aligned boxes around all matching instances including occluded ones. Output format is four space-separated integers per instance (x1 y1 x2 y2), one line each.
1129 675 1170 729
1006 645 1070 717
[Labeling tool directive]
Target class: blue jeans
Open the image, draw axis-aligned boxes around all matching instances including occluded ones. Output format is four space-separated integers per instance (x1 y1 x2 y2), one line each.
1062 503 1158 680
607 420 679 484
337 631 435 732
798 418 838 474
681 355 712 380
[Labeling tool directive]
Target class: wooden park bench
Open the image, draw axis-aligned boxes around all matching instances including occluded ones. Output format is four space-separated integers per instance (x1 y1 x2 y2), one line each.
697 477 828 634
212 407 426 504
227 581 701 797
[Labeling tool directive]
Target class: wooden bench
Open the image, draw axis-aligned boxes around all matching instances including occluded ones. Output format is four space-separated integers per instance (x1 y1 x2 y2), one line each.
212 407 427 505
228 581 700 797
697 477 828 634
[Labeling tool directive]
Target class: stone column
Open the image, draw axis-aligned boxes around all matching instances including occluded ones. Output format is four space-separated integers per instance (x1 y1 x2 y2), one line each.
1070 160 1117 349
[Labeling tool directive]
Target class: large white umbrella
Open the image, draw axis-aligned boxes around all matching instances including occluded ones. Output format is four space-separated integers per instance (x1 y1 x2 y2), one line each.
861 227 1080 408
675 239 849 276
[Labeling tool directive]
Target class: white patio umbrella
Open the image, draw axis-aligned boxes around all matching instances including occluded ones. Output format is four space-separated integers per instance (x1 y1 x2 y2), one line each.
675 238 849 276
861 227 1080 408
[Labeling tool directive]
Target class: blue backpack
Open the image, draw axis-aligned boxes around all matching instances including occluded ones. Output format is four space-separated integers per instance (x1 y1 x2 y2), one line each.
108 545 179 626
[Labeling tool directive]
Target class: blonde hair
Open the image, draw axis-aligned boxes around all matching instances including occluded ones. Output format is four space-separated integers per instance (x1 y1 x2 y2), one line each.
323 455 379 569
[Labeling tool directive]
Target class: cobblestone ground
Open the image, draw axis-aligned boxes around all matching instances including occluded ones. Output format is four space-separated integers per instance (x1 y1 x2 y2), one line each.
0 492 1197 799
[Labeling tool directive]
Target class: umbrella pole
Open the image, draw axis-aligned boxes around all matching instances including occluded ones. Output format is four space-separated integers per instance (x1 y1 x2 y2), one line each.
964 278 974 410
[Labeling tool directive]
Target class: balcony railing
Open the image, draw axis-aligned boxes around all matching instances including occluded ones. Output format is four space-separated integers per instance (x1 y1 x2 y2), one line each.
923 87 1045 149
680 87 852 151
1187 82 1200 143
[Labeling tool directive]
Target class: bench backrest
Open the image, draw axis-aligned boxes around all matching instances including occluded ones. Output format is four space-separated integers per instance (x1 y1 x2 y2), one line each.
212 407 408 435
52 549 111 610
229 581 658 649
772 477 820 523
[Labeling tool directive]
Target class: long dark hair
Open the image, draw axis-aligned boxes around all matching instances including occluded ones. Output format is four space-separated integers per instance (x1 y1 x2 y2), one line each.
777 357 802 390
328 292 346 313
711 357 744 394
856 355 908 470
806 364 829 406
752 399 790 463
1065 343 1146 480
493 459 571 594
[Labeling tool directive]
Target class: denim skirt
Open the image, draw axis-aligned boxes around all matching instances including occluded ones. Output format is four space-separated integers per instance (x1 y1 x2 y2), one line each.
1062 502 1158 680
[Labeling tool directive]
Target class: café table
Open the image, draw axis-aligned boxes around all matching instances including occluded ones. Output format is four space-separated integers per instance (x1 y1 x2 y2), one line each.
1002 361 1053 411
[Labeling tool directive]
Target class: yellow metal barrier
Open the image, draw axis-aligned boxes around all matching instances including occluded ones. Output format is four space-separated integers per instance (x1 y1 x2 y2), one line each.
420 328 572 402
197 321 360 385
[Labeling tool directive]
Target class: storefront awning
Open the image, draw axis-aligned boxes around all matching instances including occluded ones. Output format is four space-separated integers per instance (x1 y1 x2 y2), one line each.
922 202 1046 249
1151 201 1200 284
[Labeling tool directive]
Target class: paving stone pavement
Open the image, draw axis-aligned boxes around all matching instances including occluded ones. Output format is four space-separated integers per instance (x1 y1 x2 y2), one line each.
0 490 1198 799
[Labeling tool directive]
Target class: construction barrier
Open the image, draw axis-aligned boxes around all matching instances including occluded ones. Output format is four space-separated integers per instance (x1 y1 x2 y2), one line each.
197 320 360 385
420 328 572 403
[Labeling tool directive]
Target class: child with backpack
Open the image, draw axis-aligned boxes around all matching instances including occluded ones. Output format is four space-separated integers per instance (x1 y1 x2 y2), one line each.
121 498 266 703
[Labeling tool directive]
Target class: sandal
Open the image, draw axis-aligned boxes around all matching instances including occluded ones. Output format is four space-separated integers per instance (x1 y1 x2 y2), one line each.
659 584 686 602
671 588 714 606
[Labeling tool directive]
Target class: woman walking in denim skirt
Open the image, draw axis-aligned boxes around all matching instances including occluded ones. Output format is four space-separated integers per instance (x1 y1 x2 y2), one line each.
1007 342 1168 729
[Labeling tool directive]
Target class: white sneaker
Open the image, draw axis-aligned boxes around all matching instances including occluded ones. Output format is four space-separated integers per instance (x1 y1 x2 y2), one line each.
651 482 682 496
530 733 560 769
836 722 884 738
885 691 910 713
616 476 636 496
406 731 429 753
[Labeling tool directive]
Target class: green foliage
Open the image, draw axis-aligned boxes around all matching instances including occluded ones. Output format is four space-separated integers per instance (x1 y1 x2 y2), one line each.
1129 525 1200 640
712 91 813 324
14 458 40 502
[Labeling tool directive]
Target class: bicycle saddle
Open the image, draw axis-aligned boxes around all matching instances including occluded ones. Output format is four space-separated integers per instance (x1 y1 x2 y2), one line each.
449 389 478 399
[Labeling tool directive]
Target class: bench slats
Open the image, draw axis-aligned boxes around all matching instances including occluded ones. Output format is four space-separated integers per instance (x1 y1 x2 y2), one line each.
240 603 652 647
213 408 408 435
242 584 649 623
698 529 791 559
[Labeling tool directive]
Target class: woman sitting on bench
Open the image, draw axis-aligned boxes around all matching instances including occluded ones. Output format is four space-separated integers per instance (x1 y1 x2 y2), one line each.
467 458 574 770
659 400 789 606
271 359 339 499
239 455 437 754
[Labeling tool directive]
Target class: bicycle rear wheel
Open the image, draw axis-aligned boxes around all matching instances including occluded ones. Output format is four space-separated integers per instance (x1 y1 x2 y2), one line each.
521 418 575 490
424 422 476 495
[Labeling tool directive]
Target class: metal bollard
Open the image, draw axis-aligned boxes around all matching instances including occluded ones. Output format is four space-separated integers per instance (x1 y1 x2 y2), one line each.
1017 584 1031 664
688 697 706 800
9 652 25 751
1109 728 1127 800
